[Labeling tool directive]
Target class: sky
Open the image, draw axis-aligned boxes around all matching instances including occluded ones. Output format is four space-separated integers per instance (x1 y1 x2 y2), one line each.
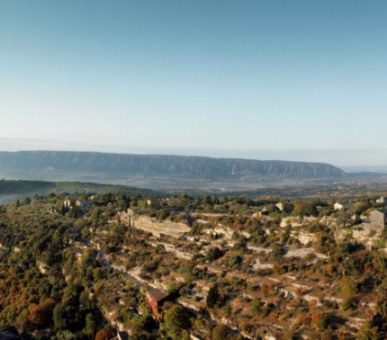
1 1 387 168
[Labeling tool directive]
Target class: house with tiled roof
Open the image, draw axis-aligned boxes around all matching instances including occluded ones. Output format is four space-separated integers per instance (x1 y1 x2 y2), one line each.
145 286 170 319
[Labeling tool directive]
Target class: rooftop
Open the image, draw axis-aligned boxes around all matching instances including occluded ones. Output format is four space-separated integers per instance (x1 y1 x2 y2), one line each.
146 286 170 302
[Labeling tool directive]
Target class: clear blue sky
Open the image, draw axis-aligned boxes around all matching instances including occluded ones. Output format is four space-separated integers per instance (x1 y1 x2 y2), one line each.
1 1 387 167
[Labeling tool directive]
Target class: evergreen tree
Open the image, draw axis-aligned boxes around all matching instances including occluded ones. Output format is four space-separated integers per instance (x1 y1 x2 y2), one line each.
206 284 219 308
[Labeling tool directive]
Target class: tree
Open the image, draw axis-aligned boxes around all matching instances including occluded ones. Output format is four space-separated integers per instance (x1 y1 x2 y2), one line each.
281 225 291 243
352 201 369 215
357 320 378 340
28 304 53 328
164 305 191 338
206 284 220 308
84 313 96 338
293 202 318 217
305 203 318 217
310 310 328 331
271 243 285 261
341 276 357 299
336 211 352 227
212 324 229 340
129 314 157 336
283 202 294 214
340 276 358 310
203 195 213 205
157 209 169 221
53 304 67 330
251 297 263 316
293 202 306 217
179 194 192 206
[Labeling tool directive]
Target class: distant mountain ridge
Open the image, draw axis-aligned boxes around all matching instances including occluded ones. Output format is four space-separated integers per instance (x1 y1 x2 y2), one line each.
0 151 345 186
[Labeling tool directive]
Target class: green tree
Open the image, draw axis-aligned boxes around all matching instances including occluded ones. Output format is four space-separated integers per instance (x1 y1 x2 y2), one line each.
164 305 191 339
340 276 358 310
357 320 378 340
271 243 285 261
251 297 262 316
203 195 213 205
53 304 67 330
212 324 229 340
84 313 96 338
293 202 306 217
206 284 220 308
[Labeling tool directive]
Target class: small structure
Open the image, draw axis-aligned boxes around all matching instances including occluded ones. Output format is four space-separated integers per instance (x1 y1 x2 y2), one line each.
376 196 386 205
275 202 284 211
334 202 348 211
145 286 170 319
370 209 387 230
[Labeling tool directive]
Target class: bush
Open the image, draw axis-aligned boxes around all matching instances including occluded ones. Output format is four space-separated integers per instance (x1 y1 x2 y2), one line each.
206 247 223 261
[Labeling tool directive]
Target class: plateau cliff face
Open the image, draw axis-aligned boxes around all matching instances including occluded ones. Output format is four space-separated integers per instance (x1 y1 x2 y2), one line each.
0 151 345 188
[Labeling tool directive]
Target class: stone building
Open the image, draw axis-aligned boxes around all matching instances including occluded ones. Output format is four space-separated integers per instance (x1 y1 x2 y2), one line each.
370 209 387 230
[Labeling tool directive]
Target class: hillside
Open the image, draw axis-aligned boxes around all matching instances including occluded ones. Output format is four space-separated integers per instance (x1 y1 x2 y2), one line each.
0 151 345 189
0 179 160 205
2 192 387 339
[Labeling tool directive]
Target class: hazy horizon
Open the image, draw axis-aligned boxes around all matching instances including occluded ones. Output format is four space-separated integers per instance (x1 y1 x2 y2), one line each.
1 1 387 168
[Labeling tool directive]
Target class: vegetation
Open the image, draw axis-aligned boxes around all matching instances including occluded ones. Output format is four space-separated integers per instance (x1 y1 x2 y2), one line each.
1 189 387 338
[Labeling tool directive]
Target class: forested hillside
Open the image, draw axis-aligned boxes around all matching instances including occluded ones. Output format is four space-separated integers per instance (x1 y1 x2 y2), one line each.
0 180 160 205
2 192 387 339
